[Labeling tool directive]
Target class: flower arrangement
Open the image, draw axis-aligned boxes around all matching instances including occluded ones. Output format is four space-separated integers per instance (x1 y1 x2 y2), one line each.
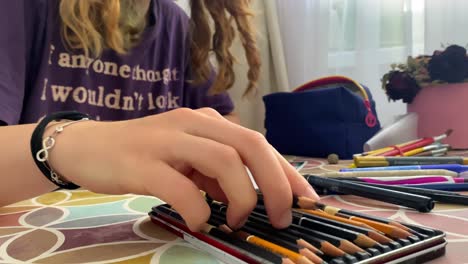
381 44 468 103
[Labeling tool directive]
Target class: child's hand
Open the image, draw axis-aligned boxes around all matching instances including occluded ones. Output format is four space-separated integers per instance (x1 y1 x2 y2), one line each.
49 108 319 231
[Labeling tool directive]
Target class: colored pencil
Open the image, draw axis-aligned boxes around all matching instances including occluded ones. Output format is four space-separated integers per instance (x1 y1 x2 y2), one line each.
210 201 357 259
290 211 380 248
209 210 304 255
239 225 325 264
377 130 452 157
303 175 435 212
296 209 393 245
209 204 327 261
412 147 449 157
354 156 468 167
294 206 376 231
334 175 465 185
403 144 449 157
290 210 393 256
209 202 330 257
340 164 468 173
286 202 434 238
321 169 458 178
356 139 420 157
243 205 370 258
288 198 412 239
230 230 315 264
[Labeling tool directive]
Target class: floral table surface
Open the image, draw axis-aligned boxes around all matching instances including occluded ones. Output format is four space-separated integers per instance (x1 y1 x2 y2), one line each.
0 156 467 264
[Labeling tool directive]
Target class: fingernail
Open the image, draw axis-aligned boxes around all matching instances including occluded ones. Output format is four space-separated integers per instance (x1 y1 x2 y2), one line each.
277 210 292 228
229 215 248 230
305 185 320 201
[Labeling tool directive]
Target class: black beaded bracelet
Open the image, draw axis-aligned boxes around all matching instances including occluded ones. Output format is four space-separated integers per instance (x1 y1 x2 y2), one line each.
30 111 90 189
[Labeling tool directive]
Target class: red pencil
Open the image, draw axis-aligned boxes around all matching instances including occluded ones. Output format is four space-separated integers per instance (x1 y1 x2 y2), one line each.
379 129 452 157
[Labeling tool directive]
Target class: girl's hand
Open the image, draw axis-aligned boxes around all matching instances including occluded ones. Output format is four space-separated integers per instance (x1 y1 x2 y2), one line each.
49 108 319 231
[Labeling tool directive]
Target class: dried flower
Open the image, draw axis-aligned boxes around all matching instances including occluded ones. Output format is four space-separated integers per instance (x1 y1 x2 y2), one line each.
382 44 468 103
428 45 468 83
383 71 421 103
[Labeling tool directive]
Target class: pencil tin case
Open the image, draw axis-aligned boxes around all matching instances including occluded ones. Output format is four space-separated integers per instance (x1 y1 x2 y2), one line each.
263 76 381 159
149 202 447 264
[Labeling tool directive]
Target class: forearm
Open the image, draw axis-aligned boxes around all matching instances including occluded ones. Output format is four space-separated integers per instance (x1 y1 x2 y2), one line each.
0 124 56 207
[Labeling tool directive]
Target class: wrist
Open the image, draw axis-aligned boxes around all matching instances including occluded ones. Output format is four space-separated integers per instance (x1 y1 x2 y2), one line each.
30 111 92 189
46 120 98 186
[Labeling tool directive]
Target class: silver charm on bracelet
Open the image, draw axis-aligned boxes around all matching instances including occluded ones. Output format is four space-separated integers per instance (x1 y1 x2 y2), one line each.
36 118 89 184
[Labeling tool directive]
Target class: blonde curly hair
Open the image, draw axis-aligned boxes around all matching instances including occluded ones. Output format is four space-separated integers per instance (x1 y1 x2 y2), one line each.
59 0 261 95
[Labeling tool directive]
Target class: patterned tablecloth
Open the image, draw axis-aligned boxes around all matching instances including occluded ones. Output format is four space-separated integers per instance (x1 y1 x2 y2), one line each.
1 157 467 264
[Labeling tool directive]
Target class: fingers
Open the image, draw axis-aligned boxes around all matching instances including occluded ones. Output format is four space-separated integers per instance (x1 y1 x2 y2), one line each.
177 108 293 228
175 133 257 229
189 171 229 204
198 107 319 200
139 163 211 231
272 148 320 200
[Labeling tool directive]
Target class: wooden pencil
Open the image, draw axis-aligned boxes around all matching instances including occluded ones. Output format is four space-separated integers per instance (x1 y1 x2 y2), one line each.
289 211 381 248
295 197 409 234
210 206 324 256
232 230 315 264
297 209 393 245
334 212 410 239
295 208 374 230
249 206 369 257
210 202 350 259
244 212 346 258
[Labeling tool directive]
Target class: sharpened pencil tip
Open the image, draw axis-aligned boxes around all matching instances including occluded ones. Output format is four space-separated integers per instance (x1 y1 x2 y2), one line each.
446 129 453 137
297 196 319 209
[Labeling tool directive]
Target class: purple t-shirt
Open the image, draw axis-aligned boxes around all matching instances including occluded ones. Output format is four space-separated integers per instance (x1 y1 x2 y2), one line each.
0 0 234 125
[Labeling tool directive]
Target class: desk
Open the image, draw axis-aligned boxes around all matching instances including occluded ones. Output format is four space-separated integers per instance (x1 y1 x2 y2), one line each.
0 157 467 263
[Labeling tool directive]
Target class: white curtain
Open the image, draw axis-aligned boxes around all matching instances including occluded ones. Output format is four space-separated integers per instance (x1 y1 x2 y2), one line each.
424 0 468 53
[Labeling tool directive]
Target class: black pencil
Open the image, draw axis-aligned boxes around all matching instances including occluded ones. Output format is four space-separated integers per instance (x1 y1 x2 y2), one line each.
293 209 392 252
231 204 371 259
210 202 356 260
209 211 301 253
252 206 377 254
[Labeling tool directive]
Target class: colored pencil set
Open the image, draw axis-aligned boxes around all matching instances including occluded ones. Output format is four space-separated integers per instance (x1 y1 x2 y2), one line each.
149 195 447 264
